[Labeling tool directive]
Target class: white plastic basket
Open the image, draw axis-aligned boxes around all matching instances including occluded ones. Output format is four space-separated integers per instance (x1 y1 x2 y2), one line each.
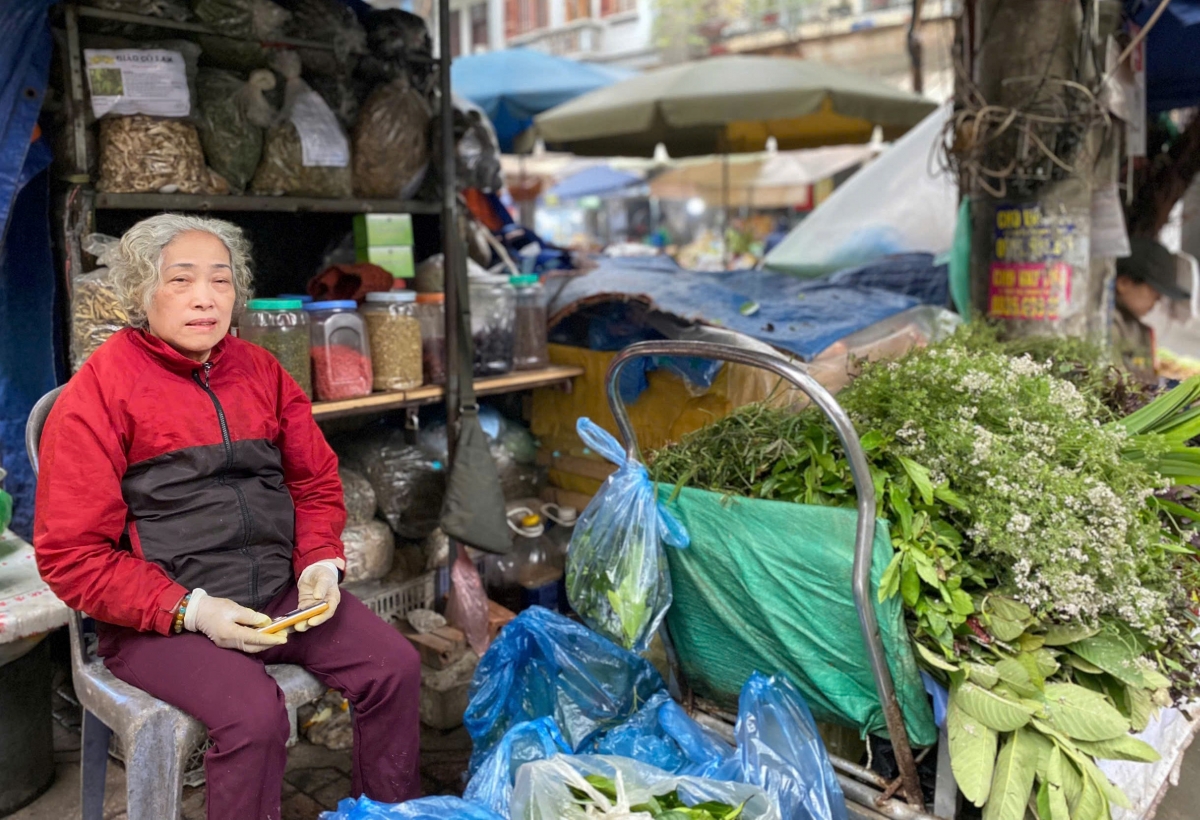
345 572 437 625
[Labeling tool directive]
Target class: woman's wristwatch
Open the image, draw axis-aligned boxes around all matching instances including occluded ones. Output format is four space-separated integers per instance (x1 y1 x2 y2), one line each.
173 592 192 634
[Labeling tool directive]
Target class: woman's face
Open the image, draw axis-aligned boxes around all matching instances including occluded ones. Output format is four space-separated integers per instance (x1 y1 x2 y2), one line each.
146 230 236 363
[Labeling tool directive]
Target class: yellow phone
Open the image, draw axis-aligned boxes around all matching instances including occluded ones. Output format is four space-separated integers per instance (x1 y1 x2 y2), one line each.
257 602 329 634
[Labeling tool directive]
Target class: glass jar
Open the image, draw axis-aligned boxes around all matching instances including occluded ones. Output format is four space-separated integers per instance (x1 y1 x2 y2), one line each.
414 293 446 386
240 298 312 397
362 291 423 391
469 274 515 377
305 300 372 402
510 274 548 371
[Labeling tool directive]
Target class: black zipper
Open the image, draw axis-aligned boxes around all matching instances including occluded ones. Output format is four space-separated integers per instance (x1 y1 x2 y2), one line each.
193 362 260 608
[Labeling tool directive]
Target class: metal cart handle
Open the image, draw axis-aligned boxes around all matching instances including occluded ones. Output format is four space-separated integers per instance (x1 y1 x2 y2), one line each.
604 340 924 808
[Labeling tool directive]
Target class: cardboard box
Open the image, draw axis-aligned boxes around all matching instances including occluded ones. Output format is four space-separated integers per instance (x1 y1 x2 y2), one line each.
354 213 413 248
357 245 415 279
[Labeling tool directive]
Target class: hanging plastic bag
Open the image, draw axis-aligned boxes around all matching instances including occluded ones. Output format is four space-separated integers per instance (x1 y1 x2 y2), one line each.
335 427 445 540
463 717 571 818
359 9 435 97
566 418 689 652
510 755 782 820
195 68 276 193
352 74 430 199
429 94 503 194
446 548 491 655
72 234 128 370
341 520 394 583
736 673 848 820
463 607 666 773
340 467 377 526
192 0 290 38
320 796 503 820
251 51 352 198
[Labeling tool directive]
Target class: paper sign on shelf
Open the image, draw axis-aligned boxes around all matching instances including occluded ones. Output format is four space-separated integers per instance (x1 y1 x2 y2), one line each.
84 49 190 119
290 90 350 168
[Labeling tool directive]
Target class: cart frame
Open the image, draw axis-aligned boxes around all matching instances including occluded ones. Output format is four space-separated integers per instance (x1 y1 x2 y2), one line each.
604 340 956 820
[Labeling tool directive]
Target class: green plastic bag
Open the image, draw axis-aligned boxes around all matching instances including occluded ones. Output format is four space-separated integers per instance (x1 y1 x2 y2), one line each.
660 486 937 747
0 488 11 533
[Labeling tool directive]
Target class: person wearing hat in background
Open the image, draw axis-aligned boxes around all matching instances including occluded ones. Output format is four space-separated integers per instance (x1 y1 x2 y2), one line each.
1114 236 1190 381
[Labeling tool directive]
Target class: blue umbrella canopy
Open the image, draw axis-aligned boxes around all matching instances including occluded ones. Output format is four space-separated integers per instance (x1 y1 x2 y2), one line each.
1129 0 1200 113
547 165 643 200
451 48 632 152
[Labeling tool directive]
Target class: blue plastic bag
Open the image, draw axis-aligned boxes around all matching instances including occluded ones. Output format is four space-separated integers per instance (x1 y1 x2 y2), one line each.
463 606 666 773
318 796 504 820
588 691 735 779
566 418 689 651
737 673 848 820
463 718 571 818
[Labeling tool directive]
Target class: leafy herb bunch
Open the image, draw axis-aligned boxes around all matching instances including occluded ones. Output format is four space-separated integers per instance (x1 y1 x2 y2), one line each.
651 325 1200 820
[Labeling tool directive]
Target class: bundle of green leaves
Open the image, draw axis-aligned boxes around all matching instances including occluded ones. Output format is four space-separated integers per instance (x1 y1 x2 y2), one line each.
650 325 1200 820
568 775 745 819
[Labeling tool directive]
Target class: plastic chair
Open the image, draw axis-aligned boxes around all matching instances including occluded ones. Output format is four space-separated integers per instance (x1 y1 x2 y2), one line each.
26 386 326 820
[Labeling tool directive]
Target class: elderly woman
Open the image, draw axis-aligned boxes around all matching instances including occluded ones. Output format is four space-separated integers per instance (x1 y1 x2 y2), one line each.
34 214 421 819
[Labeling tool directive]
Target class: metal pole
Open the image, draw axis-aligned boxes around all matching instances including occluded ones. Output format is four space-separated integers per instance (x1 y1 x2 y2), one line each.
438 0 460 463
603 340 926 807
908 0 925 96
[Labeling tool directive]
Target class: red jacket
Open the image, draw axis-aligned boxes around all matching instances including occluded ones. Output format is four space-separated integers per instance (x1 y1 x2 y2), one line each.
34 328 346 636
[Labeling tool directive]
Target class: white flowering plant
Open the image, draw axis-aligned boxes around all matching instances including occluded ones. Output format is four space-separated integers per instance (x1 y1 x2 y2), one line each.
651 324 1200 820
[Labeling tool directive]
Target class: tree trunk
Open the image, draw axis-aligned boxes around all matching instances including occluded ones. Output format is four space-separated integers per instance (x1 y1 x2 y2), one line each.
964 0 1114 342
1126 112 1200 240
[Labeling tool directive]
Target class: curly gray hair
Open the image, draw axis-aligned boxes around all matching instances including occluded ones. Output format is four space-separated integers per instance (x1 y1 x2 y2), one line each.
109 213 254 328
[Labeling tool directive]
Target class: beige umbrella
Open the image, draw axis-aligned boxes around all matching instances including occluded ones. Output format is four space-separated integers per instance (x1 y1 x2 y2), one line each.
649 145 877 208
524 55 936 158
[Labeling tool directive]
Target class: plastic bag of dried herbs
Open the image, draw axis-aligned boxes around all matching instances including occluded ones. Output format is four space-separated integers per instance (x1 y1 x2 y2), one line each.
192 0 290 38
71 234 129 371
339 466 377 526
98 115 219 193
195 69 276 193
358 9 435 97
250 51 352 198
352 74 430 199
82 0 190 20
285 0 367 76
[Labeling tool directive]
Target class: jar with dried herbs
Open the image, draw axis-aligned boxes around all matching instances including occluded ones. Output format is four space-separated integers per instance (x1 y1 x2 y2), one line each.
509 274 548 370
469 274 515 377
414 293 446 386
362 291 422 391
305 300 372 402
239 298 312 397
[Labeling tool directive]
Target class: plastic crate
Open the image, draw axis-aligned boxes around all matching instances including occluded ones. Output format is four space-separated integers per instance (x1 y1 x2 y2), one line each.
345 572 437 625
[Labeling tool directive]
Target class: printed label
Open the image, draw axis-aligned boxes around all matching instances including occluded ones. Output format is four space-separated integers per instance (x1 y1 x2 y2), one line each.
290 90 350 168
85 49 190 119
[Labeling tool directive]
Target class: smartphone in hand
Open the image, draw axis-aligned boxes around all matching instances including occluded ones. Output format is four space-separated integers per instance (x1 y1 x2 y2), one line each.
257 602 330 634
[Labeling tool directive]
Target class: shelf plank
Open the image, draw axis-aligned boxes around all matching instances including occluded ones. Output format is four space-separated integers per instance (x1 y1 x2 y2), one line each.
310 365 584 420
95 192 441 215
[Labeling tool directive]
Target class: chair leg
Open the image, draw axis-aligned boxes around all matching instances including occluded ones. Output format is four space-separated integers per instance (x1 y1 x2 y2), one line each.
121 714 189 820
80 710 112 820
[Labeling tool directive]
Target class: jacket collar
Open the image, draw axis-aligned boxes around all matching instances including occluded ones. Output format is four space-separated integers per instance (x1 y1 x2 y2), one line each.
130 328 230 378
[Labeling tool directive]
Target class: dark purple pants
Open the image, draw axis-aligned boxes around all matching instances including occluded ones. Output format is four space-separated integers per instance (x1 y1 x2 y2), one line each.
98 585 422 820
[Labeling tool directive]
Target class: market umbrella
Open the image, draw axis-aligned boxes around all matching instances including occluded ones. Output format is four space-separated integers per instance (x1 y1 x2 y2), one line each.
524 54 937 158
649 144 877 208
548 165 645 201
451 49 633 152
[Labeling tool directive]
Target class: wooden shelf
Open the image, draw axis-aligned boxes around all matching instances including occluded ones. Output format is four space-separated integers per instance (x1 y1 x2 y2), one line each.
76 5 335 50
94 193 441 215
310 365 584 420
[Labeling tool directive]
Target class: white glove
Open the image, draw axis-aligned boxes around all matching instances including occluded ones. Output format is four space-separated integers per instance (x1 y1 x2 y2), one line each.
183 589 288 654
294 560 341 632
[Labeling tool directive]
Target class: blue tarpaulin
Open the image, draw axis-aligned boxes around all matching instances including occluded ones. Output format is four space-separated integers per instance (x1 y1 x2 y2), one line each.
547 165 643 201
546 256 920 361
0 0 58 538
451 49 631 152
1129 0 1200 113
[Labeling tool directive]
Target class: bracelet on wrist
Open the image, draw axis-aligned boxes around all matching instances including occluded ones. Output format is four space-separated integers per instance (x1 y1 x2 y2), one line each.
173 592 192 634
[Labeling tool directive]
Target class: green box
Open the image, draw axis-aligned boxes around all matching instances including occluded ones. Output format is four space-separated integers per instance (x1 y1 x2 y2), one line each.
358 245 415 279
354 213 414 249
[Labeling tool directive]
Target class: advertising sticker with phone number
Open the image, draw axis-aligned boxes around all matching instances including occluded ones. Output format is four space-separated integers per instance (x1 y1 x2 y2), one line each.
988 204 1081 321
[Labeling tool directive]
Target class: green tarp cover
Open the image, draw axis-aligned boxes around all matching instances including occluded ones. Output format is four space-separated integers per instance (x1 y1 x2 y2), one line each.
660 486 937 747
